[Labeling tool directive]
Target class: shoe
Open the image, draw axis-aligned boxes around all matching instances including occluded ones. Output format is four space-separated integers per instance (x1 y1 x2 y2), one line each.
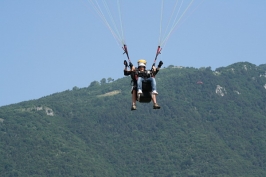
131 104 137 110
152 90 158 95
153 103 160 109
137 89 142 94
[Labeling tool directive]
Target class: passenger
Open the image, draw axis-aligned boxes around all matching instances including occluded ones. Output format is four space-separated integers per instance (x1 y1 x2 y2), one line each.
124 59 163 110
124 60 137 110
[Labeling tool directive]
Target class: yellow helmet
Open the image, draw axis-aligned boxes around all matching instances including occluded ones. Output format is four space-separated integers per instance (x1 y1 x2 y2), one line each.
138 59 147 67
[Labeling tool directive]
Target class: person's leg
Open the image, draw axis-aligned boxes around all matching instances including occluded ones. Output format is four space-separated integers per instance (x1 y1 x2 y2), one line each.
132 89 136 105
131 89 137 110
137 77 143 93
148 78 160 109
148 77 156 91
151 94 157 104
152 94 160 109
148 77 158 94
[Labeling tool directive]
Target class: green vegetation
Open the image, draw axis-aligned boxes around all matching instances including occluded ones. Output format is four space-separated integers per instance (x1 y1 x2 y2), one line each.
1 62 266 176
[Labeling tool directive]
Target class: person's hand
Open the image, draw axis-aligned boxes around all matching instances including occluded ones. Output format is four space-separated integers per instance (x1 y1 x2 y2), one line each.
158 61 163 68
124 60 128 67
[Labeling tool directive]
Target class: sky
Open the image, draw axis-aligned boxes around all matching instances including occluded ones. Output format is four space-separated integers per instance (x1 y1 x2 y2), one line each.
1 0 266 107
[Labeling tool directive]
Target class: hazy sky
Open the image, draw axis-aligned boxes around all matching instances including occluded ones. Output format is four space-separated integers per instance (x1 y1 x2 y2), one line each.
1 0 266 107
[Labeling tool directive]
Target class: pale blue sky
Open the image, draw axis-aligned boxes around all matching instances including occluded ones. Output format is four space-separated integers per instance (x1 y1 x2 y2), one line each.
1 1 266 107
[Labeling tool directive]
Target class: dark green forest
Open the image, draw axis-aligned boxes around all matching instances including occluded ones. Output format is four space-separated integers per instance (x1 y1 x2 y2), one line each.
1 62 266 177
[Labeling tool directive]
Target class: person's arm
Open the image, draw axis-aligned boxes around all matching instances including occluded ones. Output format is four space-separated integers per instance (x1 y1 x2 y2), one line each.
124 60 131 76
153 61 163 76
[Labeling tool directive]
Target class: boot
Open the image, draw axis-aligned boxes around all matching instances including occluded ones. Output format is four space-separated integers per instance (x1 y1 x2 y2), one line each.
131 104 137 111
153 103 160 109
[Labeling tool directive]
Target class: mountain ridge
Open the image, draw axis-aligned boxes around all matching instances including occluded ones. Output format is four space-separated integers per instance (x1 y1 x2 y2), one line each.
1 61 266 176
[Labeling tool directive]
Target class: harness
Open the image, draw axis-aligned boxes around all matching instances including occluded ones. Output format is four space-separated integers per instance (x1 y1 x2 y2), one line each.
130 69 156 87
136 70 153 78
134 69 155 79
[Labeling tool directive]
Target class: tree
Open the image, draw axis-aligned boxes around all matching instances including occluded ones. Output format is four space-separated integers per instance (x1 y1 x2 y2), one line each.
100 78 107 85
167 65 174 68
107 77 114 83
89 81 100 87
72 86 79 90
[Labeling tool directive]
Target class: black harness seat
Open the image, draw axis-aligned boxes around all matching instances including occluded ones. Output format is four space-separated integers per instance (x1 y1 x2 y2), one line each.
125 68 158 103
137 79 152 103
135 70 154 103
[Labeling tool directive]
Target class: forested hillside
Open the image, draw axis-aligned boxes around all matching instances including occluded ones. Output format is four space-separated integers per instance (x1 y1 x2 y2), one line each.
1 62 266 177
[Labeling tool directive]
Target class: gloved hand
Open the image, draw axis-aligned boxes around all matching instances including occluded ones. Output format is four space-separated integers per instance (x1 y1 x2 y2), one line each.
158 61 163 68
124 60 128 67
129 62 133 68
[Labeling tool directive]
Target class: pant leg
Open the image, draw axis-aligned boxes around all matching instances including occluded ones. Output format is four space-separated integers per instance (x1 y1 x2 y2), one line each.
137 77 143 90
147 77 156 91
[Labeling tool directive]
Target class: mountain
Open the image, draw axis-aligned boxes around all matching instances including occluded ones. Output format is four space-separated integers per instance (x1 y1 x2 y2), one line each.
1 62 266 177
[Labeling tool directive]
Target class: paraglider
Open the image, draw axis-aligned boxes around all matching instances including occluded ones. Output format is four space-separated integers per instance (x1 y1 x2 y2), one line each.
87 0 202 110
124 59 163 110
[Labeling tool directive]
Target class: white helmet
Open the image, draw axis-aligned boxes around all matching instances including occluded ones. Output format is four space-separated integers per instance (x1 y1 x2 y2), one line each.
138 59 146 67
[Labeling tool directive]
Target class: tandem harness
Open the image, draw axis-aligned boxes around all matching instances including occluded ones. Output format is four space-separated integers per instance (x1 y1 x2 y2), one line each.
134 69 155 80
131 69 157 103
130 69 155 87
